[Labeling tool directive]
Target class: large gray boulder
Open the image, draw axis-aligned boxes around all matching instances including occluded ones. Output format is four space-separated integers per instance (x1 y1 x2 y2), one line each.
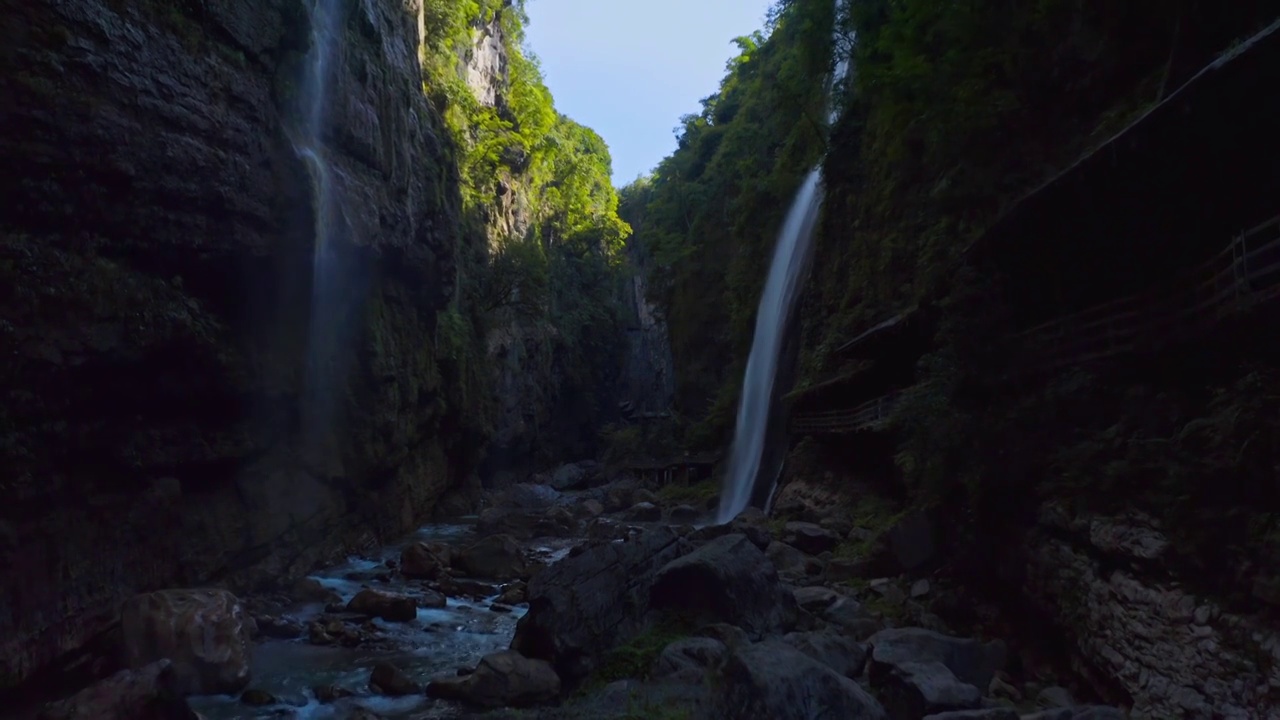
511 527 691 687
706 640 888 719
649 533 797 639
868 628 1002 690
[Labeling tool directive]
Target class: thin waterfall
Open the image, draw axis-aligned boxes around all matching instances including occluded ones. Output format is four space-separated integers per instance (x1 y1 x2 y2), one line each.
296 0 350 458
715 41 850 525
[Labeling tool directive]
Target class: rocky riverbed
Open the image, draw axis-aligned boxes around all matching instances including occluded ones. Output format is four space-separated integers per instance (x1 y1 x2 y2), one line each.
22 463 1134 720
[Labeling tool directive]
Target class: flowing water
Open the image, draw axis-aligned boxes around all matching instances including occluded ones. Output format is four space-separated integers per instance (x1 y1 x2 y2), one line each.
716 171 824 524
715 44 851 525
188 522 572 719
296 0 352 457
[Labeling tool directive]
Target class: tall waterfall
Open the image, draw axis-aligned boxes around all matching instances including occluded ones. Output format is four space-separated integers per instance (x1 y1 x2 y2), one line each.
296 0 350 456
715 49 850 525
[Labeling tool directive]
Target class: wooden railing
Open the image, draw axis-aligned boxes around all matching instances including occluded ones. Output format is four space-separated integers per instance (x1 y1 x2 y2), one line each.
1020 214 1280 372
790 391 901 434
791 213 1280 435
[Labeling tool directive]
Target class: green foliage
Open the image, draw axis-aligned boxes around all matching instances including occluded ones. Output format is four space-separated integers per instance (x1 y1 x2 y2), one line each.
419 0 635 459
656 478 720 507
590 620 691 687
620 0 836 435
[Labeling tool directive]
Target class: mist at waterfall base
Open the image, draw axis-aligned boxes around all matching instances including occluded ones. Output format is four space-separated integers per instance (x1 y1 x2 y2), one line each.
715 170 824 524
296 0 359 461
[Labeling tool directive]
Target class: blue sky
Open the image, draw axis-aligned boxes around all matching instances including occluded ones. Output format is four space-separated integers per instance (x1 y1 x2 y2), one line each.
524 0 775 187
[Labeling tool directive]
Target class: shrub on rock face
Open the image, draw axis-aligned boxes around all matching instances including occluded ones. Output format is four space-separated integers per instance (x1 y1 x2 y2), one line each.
706 640 888 720
119 589 253 696
649 533 797 639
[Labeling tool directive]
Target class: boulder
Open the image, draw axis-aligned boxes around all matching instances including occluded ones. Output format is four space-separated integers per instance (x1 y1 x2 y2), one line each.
784 522 842 555
119 589 253 696
669 505 701 525
454 534 528 579
426 651 560 707
37 660 196 720
922 710 1020 720
511 527 690 687
346 589 417 622
578 499 605 518
604 484 636 512
877 661 983 719
887 511 937 571
400 541 450 579
781 630 869 679
550 462 601 490
626 502 663 522
494 483 563 509
369 662 419 696
650 637 728 682
766 542 810 574
706 640 887 719
254 615 305 640
793 586 841 613
649 533 797 639
868 628 1002 690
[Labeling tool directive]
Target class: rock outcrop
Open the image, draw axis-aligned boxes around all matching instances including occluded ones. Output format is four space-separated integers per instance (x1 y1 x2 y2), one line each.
0 0 474 691
119 589 252 696
1021 503 1280 719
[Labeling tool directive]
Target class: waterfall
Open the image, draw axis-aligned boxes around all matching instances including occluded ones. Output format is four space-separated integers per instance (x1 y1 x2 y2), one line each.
296 0 351 459
715 39 850 525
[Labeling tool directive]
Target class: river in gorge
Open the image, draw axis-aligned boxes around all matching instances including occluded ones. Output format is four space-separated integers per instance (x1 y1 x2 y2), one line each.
188 521 573 720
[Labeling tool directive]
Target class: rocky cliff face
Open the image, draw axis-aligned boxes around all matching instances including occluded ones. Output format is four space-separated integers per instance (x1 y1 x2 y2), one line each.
0 0 475 691
1018 503 1280 719
617 239 675 415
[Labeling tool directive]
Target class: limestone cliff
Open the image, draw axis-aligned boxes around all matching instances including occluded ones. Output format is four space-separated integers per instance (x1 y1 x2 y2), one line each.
0 0 481 691
1015 504 1280 718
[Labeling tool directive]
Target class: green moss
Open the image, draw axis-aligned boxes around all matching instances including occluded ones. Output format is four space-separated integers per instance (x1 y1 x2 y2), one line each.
656 478 719 506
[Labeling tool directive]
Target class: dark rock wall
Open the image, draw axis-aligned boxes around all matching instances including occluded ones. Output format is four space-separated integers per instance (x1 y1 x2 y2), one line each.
0 0 472 690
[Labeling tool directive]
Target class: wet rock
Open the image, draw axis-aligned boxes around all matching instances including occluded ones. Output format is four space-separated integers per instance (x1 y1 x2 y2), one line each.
491 603 515 613
293 577 342 605
426 650 560 707
454 534 528 579
255 615 306 640
579 498 605 518
650 533 797 639
419 589 448 609
706 639 887 719
794 586 841 613
346 588 417 622
877 661 983 719
401 541 451 579
627 501 663 522
240 689 276 706
312 684 354 703
868 628 1001 690
438 576 499 598
782 630 869 679
37 660 195 720
370 662 419 696
497 580 527 605
785 522 842 555
650 637 728 681
511 527 690 687
120 589 252 696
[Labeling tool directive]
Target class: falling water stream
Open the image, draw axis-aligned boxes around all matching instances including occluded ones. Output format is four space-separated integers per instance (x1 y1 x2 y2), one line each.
297 0 349 458
716 48 851 525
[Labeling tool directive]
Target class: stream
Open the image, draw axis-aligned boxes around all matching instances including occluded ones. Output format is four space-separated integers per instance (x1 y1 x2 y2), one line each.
188 520 570 720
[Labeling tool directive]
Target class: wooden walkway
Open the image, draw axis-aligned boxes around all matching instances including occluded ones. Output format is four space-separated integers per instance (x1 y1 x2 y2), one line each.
791 213 1280 436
